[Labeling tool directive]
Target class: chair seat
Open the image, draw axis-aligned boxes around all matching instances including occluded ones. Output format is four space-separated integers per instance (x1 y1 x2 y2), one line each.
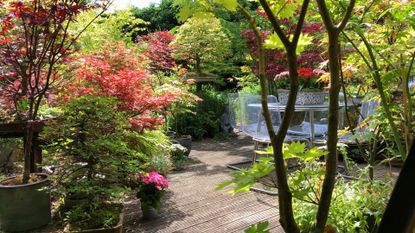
288 122 327 137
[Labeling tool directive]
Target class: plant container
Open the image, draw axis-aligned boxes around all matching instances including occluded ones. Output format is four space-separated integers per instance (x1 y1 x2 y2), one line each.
141 204 159 220
66 212 124 233
0 173 51 232
277 89 328 105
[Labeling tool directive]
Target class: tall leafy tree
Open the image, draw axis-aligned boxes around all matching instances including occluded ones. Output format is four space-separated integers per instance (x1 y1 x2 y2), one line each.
171 15 232 76
131 0 180 34
71 9 148 51
0 0 109 183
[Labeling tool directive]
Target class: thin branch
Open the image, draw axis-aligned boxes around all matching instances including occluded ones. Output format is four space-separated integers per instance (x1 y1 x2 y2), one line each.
258 0 290 48
292 0 311 45
315 0 334 30
337 0 356 31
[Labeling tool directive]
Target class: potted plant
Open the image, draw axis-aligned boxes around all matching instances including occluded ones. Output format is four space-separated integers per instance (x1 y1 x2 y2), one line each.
161 68 201 156
0 0 107 231
275 68 329 105
136 171 169 220
42 96 140 232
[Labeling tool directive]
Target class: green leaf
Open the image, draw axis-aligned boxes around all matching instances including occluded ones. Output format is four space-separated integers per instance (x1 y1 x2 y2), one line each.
215 0 238 11
296 33 313 54
264 32 285 50
216 180 233 190
245 221 270 233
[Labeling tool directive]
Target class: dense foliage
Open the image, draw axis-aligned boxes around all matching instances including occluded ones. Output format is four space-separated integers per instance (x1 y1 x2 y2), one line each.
171 15 232 75
43 95 141 230
175 86 227 139
66 42 177 131
132 0 179 34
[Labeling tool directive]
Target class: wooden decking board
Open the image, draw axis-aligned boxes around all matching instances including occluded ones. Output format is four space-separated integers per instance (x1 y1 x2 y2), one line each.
194 202 277 233
137 191 276 232
157 201 275 233
120 135 284 233
169 195 277 232
225 208 280 233
168 189 252 211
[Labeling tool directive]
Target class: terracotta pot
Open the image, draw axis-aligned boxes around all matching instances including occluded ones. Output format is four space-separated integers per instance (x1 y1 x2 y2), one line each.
0 173 51 232
66 212 124 233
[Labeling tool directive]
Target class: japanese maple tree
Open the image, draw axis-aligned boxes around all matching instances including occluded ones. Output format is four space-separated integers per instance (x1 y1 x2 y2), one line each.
0 0 109 183
241 16 326 81
139 30 176 74
65 42 177 131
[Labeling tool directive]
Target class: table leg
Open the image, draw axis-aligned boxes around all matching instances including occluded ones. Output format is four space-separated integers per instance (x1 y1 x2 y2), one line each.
309 110 315 146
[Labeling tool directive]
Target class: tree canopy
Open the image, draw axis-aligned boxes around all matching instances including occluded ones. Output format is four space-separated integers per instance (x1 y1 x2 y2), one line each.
171 15 232 75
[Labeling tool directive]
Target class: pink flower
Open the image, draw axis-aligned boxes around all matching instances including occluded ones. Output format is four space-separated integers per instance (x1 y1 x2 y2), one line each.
140 171 169 190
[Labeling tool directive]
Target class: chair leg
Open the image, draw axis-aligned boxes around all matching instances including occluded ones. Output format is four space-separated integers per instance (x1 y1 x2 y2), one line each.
253 140 259 164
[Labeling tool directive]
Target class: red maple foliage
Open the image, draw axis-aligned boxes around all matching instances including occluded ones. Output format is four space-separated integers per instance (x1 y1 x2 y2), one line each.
241 21 326 81
65 42 177 131
138 30 176 74
0 0 108 121
0 0 108 182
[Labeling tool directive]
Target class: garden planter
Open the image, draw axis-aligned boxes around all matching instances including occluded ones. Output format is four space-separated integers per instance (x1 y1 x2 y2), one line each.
0 173 51 232
66 212 124 233
141 205 159 220
172 135 192 156
63 192 89 210
277 89 328 105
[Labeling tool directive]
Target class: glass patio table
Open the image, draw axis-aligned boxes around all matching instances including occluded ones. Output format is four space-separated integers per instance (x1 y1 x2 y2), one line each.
248 102 345 146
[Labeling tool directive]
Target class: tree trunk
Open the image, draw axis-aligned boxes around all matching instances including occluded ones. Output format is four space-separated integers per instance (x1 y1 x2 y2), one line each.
314 0 356 230
270 47 300 232
195 55 202 76
315 32 340 231
23 122 34 183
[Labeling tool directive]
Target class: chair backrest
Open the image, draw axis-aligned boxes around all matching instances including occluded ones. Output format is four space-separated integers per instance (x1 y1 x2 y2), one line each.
227 93 242 130
239 94 281 140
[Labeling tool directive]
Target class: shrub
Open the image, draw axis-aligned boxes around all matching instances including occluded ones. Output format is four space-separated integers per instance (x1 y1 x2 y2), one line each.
43 95 143 230
291 166 393 233
175 86 227 139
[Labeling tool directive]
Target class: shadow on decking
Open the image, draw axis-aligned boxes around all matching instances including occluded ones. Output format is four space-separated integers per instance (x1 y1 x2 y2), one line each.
123 193 187 233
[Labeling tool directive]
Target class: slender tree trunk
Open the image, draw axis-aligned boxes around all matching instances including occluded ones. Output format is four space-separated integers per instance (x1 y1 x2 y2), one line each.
314 0 355 230
240 1 310 231
195 55 202 76
23 122 34 183
315 32 340 230
271 47 301 232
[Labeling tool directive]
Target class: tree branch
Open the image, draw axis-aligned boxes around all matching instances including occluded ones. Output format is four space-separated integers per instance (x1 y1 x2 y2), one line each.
258 0 290 48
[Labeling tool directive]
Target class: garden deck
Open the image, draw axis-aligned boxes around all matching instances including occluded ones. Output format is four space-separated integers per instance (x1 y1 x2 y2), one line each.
36 134 399 233
123 134 284 232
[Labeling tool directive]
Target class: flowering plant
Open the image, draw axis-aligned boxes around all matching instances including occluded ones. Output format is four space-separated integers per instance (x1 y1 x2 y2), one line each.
274 68 328 91
136 172 169 210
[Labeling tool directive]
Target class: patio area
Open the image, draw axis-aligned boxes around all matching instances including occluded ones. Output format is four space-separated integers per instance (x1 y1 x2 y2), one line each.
123 134 283 233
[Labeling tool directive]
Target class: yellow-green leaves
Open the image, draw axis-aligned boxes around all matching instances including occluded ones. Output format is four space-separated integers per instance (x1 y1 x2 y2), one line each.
264 32 312 54
270 2 297 19
296 33 313 54
264 32 285 50
256 142 326 162
216 157 274 196
215 0 238 12
174 0 237 22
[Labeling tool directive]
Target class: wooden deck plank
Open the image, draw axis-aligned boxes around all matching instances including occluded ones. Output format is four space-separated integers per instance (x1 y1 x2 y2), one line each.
122 136 284 233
